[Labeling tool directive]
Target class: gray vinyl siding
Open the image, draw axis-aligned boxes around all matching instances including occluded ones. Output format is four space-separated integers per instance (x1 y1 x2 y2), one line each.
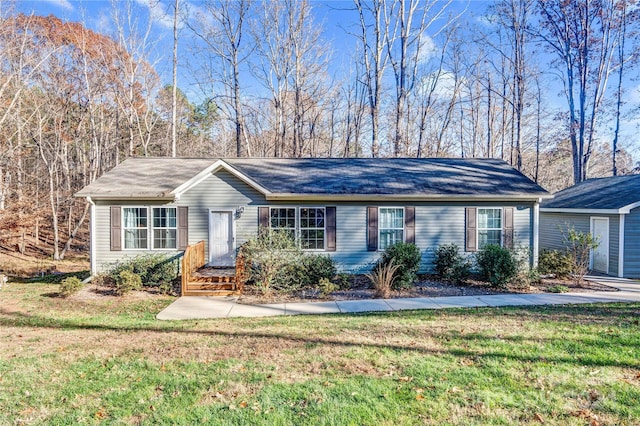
93 200 181 272
178 170 266 257
93 169 535 274
625 207 640 278
540 212 620 276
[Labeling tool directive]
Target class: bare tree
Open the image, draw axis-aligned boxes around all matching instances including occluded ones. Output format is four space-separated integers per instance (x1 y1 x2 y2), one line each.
535 0 622 183
189 0 252 157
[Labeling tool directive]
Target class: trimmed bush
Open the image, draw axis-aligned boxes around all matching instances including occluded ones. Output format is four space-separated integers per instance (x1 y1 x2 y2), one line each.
548 284 569 293
538 249 573 278
109 253 177 290
317 277 338 297
114 270 142 295
59 276 83 298
476 244 517 287
433 243 471 284
378 242 421 289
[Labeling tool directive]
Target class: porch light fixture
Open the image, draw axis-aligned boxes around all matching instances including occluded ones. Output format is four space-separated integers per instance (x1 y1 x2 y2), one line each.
235 206 245 218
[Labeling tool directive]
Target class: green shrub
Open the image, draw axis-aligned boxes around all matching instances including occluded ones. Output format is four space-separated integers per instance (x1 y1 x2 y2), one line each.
317 277 338 297
336 273 352 290
244 229 303 294
114 270 142 295
538 249 573 278
547 284 569 293
244 229 338 294
476 244 517 287
378 242 421 289
109 253 177 289
366 260 400 299
59 276 83 298
433 243 471 283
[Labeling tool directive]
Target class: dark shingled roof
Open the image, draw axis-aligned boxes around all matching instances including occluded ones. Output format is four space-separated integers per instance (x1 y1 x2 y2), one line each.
541 174 640 210
224 158 547 196
76 157 548 199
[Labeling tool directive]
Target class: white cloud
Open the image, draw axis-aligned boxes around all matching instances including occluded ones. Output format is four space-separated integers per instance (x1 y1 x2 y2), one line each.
40 0 74 11
135 0 174 29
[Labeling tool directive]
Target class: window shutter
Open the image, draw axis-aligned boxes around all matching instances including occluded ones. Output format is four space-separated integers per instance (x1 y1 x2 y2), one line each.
178 206 188 250
258 206 269 229
465 207 477 252
326 206 336 252
110 206 121 251
503 207 514 249
405 207 415 244
367 206 378 251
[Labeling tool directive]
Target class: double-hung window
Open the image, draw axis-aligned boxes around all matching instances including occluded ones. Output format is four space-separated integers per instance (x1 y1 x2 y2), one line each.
123 207 148 249
300 207 325 250
477 208 502 248
269 207 327 250
270 208 296 240
379 207 404 250
122 207 177 250
152 207 177 249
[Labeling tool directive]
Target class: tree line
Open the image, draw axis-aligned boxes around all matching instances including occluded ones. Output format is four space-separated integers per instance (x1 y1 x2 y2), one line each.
0 0 638 259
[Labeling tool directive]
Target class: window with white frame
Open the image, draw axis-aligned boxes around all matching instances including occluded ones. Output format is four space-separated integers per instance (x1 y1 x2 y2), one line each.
152 207 177 249
300 207 325 250
478 208 502 248
270 207 296 240
379 207 404 250
123 207 148 249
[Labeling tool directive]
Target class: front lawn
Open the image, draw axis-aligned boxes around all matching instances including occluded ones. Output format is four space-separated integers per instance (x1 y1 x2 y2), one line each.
1 282 639 425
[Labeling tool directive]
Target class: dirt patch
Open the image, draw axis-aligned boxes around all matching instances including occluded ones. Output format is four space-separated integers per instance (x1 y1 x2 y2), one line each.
69 283 167 301
237 275 617 305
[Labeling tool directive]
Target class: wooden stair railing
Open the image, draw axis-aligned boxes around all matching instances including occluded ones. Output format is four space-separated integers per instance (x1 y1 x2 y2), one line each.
181 240 206 296
181 240 246 296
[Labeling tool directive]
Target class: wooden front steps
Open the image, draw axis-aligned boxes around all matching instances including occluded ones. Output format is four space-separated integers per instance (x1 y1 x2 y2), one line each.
181 241 246 296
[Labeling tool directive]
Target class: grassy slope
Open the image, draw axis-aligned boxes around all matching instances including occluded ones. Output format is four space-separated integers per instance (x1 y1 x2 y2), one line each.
1 283 639 425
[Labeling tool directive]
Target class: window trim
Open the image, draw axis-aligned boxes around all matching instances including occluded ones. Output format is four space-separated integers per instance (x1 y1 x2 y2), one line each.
152 207 178 250
477 207 503 249
268 206 328 252
378 206 405 251
299 207 326 251
121 206 178 251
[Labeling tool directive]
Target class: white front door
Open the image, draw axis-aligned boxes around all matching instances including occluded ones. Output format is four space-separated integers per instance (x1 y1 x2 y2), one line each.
591 217 609 274
209 211 234 266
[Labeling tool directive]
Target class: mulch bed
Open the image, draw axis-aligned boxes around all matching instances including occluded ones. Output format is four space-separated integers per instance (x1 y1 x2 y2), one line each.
236 275 617 305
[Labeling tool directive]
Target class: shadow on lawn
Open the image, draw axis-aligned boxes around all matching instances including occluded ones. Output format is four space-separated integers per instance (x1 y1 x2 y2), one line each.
1 304 639 370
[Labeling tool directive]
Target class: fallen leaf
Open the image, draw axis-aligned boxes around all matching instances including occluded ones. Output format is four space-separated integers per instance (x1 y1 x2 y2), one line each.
239 401 248 408
398 376 413 382
416 394 425 400
534 412 544 423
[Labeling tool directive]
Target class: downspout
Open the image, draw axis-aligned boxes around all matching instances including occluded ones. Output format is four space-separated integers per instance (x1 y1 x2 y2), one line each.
86 196 96 278
532 200 540 268
618 213 625 278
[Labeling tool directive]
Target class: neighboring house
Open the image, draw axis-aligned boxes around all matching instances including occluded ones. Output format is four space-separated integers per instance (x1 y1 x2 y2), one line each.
540 174 640 278
75 157 549 276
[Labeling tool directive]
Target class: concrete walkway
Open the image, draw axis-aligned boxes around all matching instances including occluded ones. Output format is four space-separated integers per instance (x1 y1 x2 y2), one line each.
156 276 640 320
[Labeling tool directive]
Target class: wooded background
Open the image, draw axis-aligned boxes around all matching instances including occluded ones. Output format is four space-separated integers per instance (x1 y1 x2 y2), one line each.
0 0 638 260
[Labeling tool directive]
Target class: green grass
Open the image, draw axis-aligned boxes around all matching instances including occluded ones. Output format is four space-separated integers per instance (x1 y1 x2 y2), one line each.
1 283 640 425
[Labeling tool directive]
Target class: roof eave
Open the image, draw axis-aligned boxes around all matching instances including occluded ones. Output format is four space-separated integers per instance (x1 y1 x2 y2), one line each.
541 200 640 215
75 194 176 201
266 193 549 202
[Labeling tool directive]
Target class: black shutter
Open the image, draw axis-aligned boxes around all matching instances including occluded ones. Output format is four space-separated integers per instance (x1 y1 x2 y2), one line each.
503 207 514 249
405 207 415 244
367 206 378 251
110 206 121 251
465 207 477 252
177 206 188 250
326 206 336 252
258 206 270 229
